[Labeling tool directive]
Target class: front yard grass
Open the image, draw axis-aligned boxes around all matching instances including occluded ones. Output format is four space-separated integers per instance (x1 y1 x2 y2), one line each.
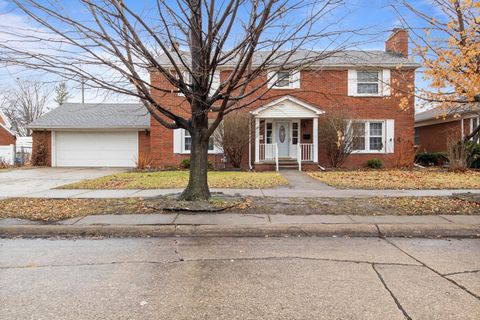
62 171 288 189
308 169 480 189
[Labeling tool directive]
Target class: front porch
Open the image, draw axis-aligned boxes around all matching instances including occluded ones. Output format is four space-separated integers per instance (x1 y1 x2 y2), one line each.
251 96 323 171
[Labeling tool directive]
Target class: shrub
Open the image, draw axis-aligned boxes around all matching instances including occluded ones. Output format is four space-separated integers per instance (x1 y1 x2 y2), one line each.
180 158 190 169
135 152 153 170
213 113 249 168
468 142 480 168
366 158 383 169
31 142 48 166
415 152 448 166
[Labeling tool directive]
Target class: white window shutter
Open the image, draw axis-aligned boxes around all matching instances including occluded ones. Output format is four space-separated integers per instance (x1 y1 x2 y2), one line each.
210 71 220 96
173 128 182 153
382 69 391 96
385 119 395 153
347 70 357 96
291 70 301 88
267 71 276 89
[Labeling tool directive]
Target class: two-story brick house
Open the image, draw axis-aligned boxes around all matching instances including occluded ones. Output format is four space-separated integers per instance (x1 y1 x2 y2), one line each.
30 29 418 169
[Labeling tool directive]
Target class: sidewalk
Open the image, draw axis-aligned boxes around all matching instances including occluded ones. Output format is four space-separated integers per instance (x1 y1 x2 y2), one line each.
1 213 479 238
9 188 480 199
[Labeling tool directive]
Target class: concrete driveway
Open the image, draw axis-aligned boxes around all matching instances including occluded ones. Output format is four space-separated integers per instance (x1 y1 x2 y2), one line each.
0 167 126 198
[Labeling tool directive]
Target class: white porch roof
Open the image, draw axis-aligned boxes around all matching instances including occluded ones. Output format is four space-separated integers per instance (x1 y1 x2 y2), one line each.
251 96 324 119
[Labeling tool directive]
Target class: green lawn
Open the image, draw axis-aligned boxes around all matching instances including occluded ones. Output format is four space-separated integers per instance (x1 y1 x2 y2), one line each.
62 171 288 189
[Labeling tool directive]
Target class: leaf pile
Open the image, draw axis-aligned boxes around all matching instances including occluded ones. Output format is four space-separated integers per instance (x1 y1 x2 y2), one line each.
308 169 480 189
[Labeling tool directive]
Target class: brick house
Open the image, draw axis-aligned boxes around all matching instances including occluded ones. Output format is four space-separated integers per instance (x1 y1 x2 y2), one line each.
0 110 16 146
30 29 418 169
415 106 479 153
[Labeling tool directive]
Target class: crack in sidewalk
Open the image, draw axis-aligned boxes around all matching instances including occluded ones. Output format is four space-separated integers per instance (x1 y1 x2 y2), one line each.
443 269 480 277
372 263 412 320
382 238 480 300
0 256 421 270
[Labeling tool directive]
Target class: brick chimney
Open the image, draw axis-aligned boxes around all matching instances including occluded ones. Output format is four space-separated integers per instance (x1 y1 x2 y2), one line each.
385 28 408 57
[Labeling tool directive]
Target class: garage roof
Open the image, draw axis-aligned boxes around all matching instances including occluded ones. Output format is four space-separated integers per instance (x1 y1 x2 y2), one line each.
29 103 150 130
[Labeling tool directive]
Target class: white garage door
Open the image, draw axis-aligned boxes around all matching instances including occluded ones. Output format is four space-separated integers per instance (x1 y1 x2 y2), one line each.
54 131 138 167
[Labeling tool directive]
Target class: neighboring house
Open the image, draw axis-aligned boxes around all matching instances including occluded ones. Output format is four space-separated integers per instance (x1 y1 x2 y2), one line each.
30 29 418 169
415 106 479 153
0 110 16 165
0 110 16 146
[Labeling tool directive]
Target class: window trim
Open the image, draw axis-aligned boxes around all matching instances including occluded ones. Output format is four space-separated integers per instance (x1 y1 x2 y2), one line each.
270 70 300 89
355 70 382 97
351 120 387 154
180 129 221 154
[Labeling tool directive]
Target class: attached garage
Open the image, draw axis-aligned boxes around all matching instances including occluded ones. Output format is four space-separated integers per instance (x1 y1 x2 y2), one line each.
53 131 138 167
29 103 150 168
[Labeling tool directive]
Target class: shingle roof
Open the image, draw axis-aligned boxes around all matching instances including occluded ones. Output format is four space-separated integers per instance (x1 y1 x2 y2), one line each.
28 103 150 129
415 104 479 122
157 50 420 68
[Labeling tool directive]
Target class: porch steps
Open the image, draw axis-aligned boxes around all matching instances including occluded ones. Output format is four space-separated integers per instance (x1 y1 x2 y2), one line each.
278 159 299 170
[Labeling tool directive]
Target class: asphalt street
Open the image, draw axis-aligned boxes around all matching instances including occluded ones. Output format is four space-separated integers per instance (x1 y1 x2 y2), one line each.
0 236 479 319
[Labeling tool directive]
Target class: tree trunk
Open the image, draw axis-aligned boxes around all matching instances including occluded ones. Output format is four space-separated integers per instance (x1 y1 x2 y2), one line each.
180 129 211 201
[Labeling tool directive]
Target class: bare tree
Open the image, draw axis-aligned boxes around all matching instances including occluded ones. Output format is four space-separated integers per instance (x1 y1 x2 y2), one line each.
318 109 360 167
0 79 50 136
213 113 251 168
0 0 353 200
54 82 70 106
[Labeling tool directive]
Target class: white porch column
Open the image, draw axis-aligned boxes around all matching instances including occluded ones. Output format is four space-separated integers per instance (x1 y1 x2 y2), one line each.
313 117 319 162
255 117 260 163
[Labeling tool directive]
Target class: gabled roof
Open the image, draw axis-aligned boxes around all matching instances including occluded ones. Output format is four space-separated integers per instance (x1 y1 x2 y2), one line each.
0 110 15 137
157 50 420 69
251 95 324 118
28 103 150 130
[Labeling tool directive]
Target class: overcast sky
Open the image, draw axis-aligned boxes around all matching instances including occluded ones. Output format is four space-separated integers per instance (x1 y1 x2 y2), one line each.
0 0 444 109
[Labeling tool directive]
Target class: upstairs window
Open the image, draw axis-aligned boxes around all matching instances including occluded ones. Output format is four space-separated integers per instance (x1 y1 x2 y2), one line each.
357 71 380 94
348 69 390 97
268 70 300 89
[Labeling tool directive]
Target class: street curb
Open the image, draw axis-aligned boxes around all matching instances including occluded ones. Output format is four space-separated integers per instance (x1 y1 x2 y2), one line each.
0 223 479 238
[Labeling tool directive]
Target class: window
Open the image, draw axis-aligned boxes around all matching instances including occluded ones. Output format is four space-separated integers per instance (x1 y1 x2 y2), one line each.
352 121 385 152
276 71 291 88
269 70 300 89
266 122 273 143
414 127 420 146
183 130 214 152
357 71 380 94
471 116 479 143
292 122 299 145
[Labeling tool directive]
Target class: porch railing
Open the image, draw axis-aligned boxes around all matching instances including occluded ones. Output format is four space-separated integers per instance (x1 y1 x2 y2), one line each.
297 143 314 171
259 143 279 171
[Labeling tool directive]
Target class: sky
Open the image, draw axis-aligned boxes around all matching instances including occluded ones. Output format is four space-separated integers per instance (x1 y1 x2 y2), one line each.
0 0 445 110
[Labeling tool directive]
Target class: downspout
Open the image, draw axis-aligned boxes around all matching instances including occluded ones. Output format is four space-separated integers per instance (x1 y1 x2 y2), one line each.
248 115 253 170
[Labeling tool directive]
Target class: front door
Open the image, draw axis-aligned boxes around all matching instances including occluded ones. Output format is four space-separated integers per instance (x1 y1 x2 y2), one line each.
276 122 290 157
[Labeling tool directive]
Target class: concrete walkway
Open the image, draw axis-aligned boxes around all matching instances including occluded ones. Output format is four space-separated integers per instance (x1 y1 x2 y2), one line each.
278 170 335 190
10 187 480 199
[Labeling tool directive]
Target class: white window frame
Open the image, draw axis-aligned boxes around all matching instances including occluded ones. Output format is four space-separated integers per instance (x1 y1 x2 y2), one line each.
348 69 390 97
180 129 220 154
268 70 300 89
351 120 386 154
470 116 479 143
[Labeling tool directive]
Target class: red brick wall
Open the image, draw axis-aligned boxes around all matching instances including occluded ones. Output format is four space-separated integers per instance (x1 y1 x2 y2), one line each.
416 119 470 153
149 66 415 170
386 29 408 56
0 126 15 146
138 131 151 155
31 131 51 166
